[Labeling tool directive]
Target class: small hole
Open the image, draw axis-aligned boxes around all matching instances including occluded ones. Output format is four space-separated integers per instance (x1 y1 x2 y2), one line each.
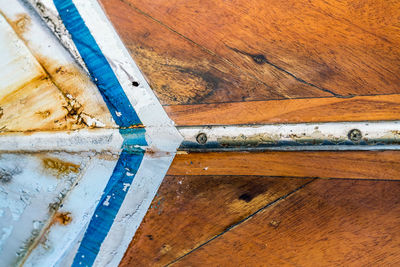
132 81 140 87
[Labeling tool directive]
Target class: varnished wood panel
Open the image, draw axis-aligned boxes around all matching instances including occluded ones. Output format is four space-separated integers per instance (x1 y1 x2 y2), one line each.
100 0 332 106
173 179 400 266
101 0 400 106
120 175 312 266
165 94 400 126
168 151 400 180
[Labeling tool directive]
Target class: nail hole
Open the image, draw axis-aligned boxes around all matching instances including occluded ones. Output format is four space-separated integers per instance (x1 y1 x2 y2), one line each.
132 81 140 87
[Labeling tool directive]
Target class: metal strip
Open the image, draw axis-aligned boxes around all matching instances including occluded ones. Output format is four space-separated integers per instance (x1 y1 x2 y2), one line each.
178 121 400 151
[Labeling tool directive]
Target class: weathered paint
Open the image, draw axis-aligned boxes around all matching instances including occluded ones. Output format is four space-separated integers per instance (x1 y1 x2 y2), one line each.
0 152 100 266
0 0 116 132
0 0 182 267
53 0 142 128
72 150 144 267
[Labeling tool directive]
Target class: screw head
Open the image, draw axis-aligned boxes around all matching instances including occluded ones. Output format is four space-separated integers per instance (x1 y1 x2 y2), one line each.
196 133 207 145
348 129 362 142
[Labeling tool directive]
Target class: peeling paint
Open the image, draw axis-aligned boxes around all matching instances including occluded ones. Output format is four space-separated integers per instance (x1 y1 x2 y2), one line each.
0 5 116 133
0 1 182 266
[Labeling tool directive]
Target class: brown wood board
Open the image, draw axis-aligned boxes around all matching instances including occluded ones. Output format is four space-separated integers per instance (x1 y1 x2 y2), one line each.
120 175 312 266
165 94 400 126
172 179 400 266
101 0 400 106
168 151 400 180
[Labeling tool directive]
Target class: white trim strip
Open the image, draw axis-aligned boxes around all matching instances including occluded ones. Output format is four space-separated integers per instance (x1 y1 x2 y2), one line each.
179 121 400 150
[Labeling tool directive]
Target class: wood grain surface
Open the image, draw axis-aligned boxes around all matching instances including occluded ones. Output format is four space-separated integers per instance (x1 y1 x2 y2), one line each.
100 1 400 266
165 94 400 126
100 0 400 106
168 151 400 180
120 175 312 266
172 179 400 266
100 0 328 106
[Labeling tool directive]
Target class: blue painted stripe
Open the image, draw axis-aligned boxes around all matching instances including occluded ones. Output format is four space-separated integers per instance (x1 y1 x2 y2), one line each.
72 150 144 267
52 1 149 265
53 0 141 127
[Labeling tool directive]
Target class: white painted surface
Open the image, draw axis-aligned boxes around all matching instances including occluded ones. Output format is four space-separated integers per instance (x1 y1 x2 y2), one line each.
0 0 182 266
0 14 43 99
67 1 183 266
70 0 182 152
0 129 123 153
0 1 122 265
25 153 119 267
0 152 114 266
0 0 116 129
94 153 175 267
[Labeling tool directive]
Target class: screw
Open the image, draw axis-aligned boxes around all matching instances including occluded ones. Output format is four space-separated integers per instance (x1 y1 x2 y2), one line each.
196 133 207 145
348 129 362 142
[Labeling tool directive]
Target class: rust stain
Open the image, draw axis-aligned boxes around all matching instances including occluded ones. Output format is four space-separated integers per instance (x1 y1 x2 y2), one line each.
125 124 145 129
218 133 278 147
0 76 70 133
34 56 113 128
145 147 171 158
12 14 30 35
0 11 114 132
42 157 80 178
97 152 120 161
53 212 72 226
35 110 51 119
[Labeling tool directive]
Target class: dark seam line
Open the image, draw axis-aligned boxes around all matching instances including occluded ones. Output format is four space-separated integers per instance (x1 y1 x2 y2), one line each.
173 120 400 127
227 46 340 97
167 174 400 182
164 179 316 266
118 0 291 98
161 91 400 106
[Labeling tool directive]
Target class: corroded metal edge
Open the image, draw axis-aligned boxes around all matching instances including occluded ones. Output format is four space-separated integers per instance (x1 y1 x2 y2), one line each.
179 121 400 151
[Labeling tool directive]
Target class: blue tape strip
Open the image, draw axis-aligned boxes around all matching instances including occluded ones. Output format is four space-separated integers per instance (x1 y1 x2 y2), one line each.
72 150 144 266
53 0 141 127
52 1 149 265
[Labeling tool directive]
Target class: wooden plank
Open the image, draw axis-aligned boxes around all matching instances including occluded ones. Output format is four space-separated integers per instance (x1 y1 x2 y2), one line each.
119 175 312 266
103 0 400 101
165 94 400 126
173 179 400 266
168 151 400 180
99 0 333 105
